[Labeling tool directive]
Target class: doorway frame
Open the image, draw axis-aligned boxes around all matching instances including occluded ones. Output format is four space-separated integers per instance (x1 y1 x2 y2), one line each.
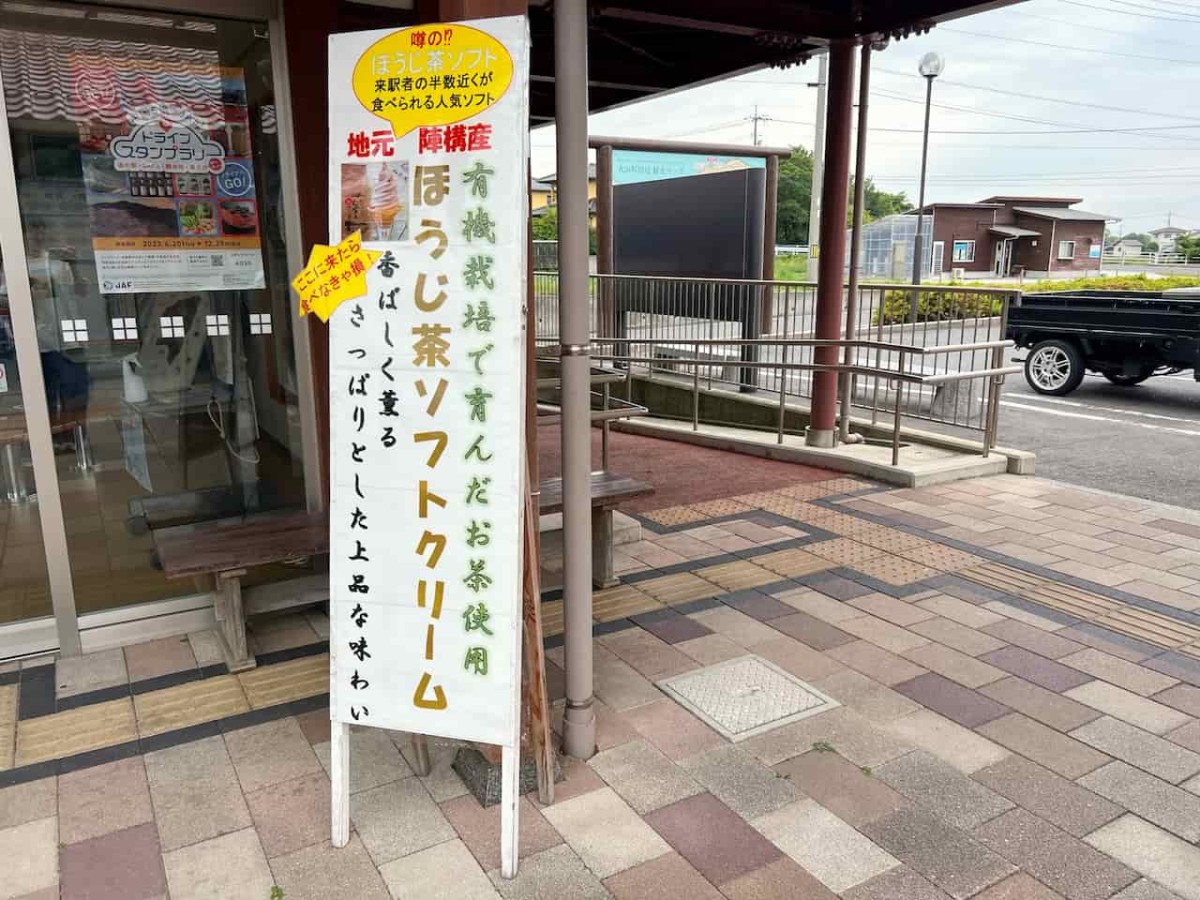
0 0 317 659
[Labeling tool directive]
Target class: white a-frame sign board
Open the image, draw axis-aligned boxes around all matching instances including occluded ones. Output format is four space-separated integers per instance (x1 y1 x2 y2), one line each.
325 15 530 878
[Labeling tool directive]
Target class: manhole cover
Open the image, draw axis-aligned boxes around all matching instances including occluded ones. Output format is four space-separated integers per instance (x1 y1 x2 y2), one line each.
657 656 839 742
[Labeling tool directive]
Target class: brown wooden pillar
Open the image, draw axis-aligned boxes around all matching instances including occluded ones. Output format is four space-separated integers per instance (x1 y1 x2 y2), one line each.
807 39 855 446
281 0 339 505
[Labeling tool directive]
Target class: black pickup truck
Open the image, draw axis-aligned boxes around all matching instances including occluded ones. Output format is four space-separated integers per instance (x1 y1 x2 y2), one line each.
1006 288 1200 395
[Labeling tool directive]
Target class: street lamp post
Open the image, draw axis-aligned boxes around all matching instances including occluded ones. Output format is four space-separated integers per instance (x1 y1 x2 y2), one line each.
910 51 944 303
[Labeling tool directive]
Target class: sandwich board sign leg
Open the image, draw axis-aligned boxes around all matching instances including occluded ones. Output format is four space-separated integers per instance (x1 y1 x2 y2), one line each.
315 15 531 879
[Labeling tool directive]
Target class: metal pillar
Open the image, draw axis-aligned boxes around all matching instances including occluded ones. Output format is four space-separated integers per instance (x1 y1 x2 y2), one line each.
840 39 872 444
555 0 596 760
806 39 855 447
911 76 935 291
808 53 828 255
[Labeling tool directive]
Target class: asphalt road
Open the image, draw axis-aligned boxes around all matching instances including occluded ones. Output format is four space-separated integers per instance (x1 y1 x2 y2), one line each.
996 369 1200 510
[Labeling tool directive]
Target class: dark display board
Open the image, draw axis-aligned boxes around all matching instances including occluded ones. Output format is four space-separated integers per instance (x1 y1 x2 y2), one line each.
611 167 767 389
613 168 765 278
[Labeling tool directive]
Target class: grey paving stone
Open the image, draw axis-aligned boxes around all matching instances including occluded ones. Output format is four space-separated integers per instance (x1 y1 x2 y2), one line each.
1060 649 1179 698
814 668 920 722
1144 651 1200 689
1166 721 1200 754
841 865 952 900
972 755 1123 838
1155 684 1200 718
489 844 610 900
862 807 1015 900
1078 761 1200 842
829 640 927 686
1086 815 1200 900
909 617 1007 658
978 713 1110 779
979 646 1093 693
903 643 1007 689
982 619 1083 660
1071 716 1200 784
975 872 1068 900
352 777 455 865
589 738 703 814
883 709 1009 775
679 743 801 821
775 749 906 827
1059 624 1158 663
544 786 672 880
770 611 856 651
876 750 1013 831
1112 879 1187 900
741 705 912 769
979 676 1102 733
974 808 1138 900
894 673 1011 728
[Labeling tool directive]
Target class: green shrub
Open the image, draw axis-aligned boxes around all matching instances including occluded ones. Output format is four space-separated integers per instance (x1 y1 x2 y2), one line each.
872 286 1004 326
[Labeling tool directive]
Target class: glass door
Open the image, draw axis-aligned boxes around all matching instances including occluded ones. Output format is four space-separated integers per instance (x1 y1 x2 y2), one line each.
1 2 308 618
0 253 53 628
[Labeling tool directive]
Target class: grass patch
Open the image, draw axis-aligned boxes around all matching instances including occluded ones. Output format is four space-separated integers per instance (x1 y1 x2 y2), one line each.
774 254 809 282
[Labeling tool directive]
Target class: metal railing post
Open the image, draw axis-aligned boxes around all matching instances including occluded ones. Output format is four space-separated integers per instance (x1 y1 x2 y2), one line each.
693 342 700 432
892 351 906 466
602 381 611 470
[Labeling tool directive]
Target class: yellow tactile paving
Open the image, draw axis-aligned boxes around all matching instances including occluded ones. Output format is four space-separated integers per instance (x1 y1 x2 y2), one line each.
0 722 12 770
852 554 940 586
641 505 710 527
753 548 834 578
808 538 888 566
540 600 564 637
687 498 754 518
592 584 662 622
0 683 15 725
963 563 1124 620
1095 607 1200 650
135 674 250 736
902 544 983 572
15 698 137 766
238 654 328 710
694 560 779 591
638 572 721 606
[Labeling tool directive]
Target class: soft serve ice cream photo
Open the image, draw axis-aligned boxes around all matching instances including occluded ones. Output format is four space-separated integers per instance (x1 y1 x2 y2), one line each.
339 162 410 241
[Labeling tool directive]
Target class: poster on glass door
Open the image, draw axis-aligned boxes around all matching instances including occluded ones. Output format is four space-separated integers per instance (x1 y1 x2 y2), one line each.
326 16 529 747
76 64 266 294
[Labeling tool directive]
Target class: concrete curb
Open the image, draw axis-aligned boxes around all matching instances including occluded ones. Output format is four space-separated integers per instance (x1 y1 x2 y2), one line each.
614 418 1011 488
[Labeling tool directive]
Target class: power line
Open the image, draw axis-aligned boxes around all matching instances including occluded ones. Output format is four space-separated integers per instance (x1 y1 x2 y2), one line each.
940 26 1200 67
1060 0 1200 24
1009 8 1198 49
769 115 1200 138
871 68 1200 124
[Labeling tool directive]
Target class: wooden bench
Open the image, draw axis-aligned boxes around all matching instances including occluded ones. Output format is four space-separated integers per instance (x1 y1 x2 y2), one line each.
151 508 328 672
539 472 652 588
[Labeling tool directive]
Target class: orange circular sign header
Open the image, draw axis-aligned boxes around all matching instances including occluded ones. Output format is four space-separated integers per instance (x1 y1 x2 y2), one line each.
352 24 514 138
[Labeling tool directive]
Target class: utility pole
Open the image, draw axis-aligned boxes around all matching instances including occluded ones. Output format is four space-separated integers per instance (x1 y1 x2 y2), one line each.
808 52 828 255
749 105 771 146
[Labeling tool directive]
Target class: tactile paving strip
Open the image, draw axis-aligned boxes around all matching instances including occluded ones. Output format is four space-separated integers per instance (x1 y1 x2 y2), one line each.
658 655 839 741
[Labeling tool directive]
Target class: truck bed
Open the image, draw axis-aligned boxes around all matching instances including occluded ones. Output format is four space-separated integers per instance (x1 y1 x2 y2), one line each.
1010 291 1200 343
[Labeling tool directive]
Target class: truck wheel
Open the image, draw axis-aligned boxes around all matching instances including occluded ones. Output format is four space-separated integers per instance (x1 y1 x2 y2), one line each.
1103 369 1153 386
1026 339 1085 395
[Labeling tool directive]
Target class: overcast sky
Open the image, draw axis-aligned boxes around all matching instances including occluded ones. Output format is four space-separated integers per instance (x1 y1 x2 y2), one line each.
530 0 1200 235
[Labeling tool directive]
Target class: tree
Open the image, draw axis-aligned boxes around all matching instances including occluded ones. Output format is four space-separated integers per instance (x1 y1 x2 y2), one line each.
532 205 558 241
775 146 813 245
775 146 912 245
1176 234 1200 261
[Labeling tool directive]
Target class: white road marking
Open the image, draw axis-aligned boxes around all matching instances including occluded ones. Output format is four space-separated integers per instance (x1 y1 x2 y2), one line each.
1000 399 1200 437
1007 392 1200 425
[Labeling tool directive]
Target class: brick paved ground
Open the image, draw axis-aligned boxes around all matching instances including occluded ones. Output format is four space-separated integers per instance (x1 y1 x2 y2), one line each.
6 435 1200 899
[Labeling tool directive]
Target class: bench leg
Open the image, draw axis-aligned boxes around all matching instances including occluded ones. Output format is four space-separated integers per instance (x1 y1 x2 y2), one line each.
215 570 256 672
592 508 618 589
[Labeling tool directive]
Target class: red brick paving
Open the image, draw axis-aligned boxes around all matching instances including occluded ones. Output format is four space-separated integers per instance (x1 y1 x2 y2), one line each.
536 425 836 512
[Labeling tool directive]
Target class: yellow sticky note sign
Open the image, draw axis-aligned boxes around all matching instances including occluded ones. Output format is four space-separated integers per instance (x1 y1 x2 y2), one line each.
352 24 513 139
292 230 382 323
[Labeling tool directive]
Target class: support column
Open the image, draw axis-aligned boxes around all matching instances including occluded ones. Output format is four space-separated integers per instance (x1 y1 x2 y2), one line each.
555 0 596 760
806 39 855 448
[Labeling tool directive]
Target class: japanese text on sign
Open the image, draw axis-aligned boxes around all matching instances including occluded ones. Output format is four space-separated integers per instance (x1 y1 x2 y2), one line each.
328 16 528 747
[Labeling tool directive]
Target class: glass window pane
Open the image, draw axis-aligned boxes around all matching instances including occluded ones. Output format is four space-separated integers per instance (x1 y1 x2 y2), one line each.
2 4 308 616
0 255 53 626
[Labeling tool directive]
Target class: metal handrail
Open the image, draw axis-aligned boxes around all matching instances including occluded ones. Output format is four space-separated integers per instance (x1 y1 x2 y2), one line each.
539 334 1018 465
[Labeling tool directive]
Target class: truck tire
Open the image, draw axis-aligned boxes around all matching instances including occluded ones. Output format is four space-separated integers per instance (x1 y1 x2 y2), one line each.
1103 369 1153 386
1026 339 1085 395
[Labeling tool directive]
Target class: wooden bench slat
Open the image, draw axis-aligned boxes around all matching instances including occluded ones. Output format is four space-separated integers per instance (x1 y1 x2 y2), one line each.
538 472 652 515
153 509 329 579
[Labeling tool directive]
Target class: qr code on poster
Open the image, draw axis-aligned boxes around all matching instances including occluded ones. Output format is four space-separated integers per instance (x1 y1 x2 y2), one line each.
211 256 225 268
